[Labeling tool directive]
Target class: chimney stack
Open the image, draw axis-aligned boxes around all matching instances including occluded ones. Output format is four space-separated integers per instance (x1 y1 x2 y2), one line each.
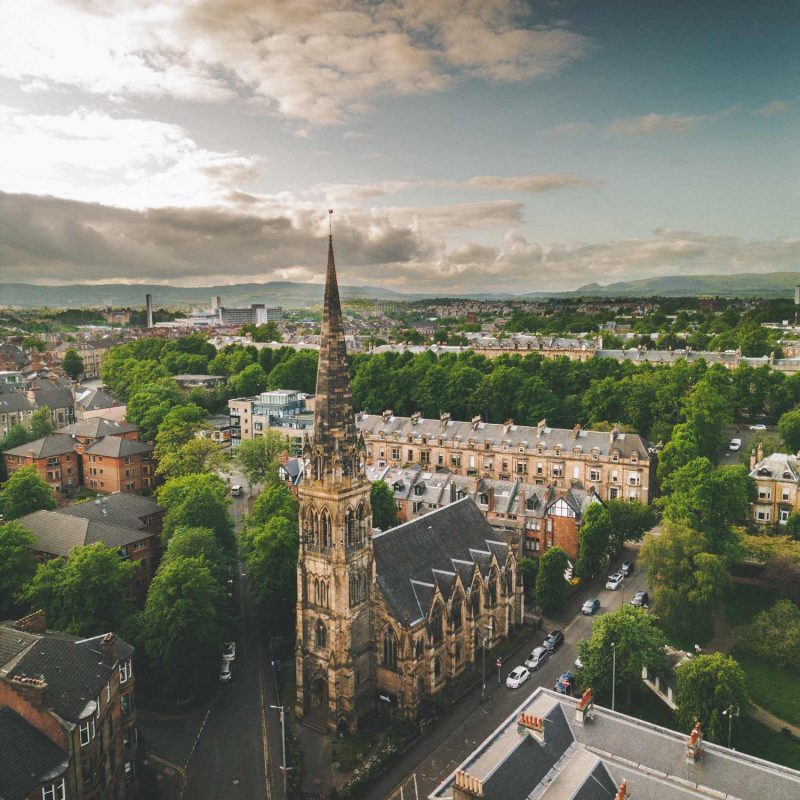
573 423 581 437
536 419 546 435
453 770 484 799
503 419 513 435
100 632 118 667
686 721 704 762
757 441 764 462
471 415 481 431
750 449 756 471
615 779 628 800
11 676 48 709
14 610 46 634
382 409 393 424
440 411 450 425
517 713 544 733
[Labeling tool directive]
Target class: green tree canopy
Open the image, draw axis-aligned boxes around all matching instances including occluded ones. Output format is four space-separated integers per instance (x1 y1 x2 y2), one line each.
675 653 750 744
576 605 668 704
235 431 287 488
575 503 612 581
19 542 135 636
535 547 569 614
370 480 397 531
126 379 184 440
605 499 658 552
228 363 268 396
517 556 538 599
0 466 56 520
156 437 224 479
62 348 84 380
163 525 234 584
737 599 800 671
778 408 800 453
153 403 209 462
30 406 53 439
0 521 37 617
247 482 298 531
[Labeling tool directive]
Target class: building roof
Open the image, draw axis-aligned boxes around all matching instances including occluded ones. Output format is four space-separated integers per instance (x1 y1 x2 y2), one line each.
431 688 800 800
0 392 35 414
59 493 163 530
0 707 69 800
56 417 138 438
15 509 154 557
74 385 118 411
751 452 799 483
373 498 510 623
3 433 76 458
84 436 152 457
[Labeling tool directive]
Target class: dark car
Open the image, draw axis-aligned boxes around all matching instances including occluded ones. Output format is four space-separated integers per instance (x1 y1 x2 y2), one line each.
581 598 600 615
543 630 564 651
554 672 575 695
630 590 650 607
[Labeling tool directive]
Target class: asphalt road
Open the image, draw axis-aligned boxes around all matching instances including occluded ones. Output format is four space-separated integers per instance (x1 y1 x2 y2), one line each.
718 425 776 465
375 549 648 800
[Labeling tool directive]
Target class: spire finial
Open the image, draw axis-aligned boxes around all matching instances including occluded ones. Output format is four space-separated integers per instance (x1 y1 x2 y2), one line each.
328 208 333 239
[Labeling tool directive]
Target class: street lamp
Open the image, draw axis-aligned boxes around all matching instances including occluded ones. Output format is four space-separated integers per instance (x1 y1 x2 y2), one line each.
270 704 289 798
611 642 617 712
722 705 740 749
481 622 492 702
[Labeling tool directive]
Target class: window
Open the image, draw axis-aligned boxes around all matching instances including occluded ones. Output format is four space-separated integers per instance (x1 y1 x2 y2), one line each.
756 509 771 522
450 454 461 467
782 488 791 501
430 604 444 645
79 718 95 746
780 508 790 523
524 537 540 552
407 449 413 461
42 779 66 800
551 464 563 478
412 501 422 513
316 619 328 649
382 628 398 670
433 656 442 681
391 448 400 460
589 468 600 482
451 597 462 630
758 489 771 501
82 757 96 785
121 693 132 717
119 659 130 683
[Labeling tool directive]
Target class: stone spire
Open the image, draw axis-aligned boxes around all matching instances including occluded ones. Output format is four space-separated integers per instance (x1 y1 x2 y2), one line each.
309 215 361 480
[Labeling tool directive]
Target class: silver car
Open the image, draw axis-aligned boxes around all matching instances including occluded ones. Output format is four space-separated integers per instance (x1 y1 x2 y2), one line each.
524 646 550 671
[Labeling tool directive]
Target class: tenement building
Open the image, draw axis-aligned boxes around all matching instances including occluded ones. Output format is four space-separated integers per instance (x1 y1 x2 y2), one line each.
357 414 654 503
295 229 522 733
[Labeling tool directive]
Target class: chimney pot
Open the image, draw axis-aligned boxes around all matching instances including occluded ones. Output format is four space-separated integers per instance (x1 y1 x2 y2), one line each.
14 610 46 633
100 632 118 667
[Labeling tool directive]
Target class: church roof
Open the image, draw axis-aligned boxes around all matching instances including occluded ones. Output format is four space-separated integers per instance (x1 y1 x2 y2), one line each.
373 498 510 624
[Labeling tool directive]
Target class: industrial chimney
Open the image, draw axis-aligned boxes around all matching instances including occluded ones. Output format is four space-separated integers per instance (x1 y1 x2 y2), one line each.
146 293 154 328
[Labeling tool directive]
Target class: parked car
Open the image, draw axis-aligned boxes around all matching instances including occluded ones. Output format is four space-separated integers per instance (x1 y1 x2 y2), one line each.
729 438 742 451
620 561 634 576
749 424 767 431
605 573 624 590
230 484 243 497
554 672 575 695
543 630 565 651
524 646 550 671
581 598 600 615
220 661 233 682
506 665 530 689
630 591 649 608
223 641 236 661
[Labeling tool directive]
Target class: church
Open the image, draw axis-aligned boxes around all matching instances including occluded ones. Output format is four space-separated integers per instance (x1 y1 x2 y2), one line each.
294 224 524 732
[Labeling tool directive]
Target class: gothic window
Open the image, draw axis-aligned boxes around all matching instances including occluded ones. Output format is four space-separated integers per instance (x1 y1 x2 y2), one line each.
315 619 327 650
349 570 367 607
415 638 424 659
470 584 481 617
382 628 398 670
454 641 462 664
345 507 355 548
430 604 444 646
306 509 318 546
487 572 498 607
504 565 514 596
451 596 463 631
314 578 328 608
356 501 366 546
321 510 332 549
433 656 442 681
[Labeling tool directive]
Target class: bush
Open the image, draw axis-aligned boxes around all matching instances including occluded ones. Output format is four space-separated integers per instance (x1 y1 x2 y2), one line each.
737 599 800 672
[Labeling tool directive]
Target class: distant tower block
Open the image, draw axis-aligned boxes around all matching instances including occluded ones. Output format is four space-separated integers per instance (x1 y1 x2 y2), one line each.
211 295 221 311
795 285 800 306
145 294 154 328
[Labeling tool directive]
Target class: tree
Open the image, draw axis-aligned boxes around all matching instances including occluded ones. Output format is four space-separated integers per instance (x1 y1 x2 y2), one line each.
605 499 658 553
534 547 569 614
62 348 84 380
141 555 228 699
0 466 56 520
784 512 800 539
1 424 32 451
228 363 268 396
778 408 800 453
127 380 183 440
247 482 298 531
156 437 224 479
265 350 319 394
0 521 37 616
249 323 281 343
157 473 235 551
737 599 800 671
576 504 612 581
518 557 538 599
370 481 397 531
576 606 667 705
640 522 730 638
163 526 234 584
235 432 287 488
675 653 750 744
30 406 53 439
657 423 700 488
19 542 135 636
153 403 209 463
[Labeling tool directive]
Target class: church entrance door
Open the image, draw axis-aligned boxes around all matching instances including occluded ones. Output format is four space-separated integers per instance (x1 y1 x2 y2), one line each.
311 677 328 709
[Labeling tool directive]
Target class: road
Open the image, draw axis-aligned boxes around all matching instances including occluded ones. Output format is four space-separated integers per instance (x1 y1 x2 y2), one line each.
719 425 776 465
375 549 648 800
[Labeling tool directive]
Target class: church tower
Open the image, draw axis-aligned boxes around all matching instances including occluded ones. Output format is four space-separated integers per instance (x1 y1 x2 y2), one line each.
295 214 374 732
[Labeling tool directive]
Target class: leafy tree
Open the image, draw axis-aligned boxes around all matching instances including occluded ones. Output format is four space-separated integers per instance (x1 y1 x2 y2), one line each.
30 407 53 439
576 504 612 580
518 556 538 599
153 403 208 462
534 547 569 614
740 433 781 466
246 323 282 343
640 522 730 638
19 542 135 636
0 521 37 616
157 473 235 551
0 466 56 519
141 555 228 699
156 437 224 479
127 380 184 440
61 348 84 380
235 431 287 488
1 424 32 451
370 480 397 531
605 499 658 552
785 512 800 539
163 526 234 584
737 599 800 671
675 653 750 744
266 350 319 394
228 363 268 396
778 408 800 453
657 423 700 487
247 482 298 531
576 605 667 704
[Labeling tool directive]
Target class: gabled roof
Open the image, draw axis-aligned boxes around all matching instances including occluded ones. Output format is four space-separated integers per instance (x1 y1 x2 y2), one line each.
751 452 799 482
3 433 75 458
74 385 117 411
373 498 509 623
59 493 163 530
0 392 35 413
0 707 69 800
84 436 152 457
56 417 137 438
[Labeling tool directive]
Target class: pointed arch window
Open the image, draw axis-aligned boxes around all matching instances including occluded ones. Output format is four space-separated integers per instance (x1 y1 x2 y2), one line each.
487 571 498 607
430 604 444 646
433 656 442 682
382 628 398 670
470 583 481 617
349 570 367 607
306 509 318 546
415 638 424 660
504 565 514 596
345 507 355 548
454 641 462 664
321 510 332 549
451 596 463 631
316 619 327 650
356 500 367 546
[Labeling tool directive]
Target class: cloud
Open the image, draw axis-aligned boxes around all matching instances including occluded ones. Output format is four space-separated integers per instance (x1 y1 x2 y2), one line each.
0 1 592 124
2 192 798 292
0 105 260 208
607 106 738 136
755 99 791 117
465 173 598 192
540 121 592 138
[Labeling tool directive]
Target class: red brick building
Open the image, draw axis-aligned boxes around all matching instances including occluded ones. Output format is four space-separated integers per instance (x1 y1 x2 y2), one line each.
3 434 81 493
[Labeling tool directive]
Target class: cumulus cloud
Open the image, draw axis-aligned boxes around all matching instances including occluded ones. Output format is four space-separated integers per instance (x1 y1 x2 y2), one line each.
0 0 591 124
755 99 791 117
607 106 738 136
1 192 798 292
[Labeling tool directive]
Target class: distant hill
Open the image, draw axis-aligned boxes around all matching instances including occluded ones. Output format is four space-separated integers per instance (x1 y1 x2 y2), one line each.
566 272 800 298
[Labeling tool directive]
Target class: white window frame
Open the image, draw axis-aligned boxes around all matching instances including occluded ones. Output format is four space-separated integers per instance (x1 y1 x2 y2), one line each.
79 718 95 746
42 779 66 800
119 659 130 683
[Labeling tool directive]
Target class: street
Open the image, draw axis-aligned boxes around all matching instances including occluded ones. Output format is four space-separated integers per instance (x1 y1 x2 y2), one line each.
374 548 648 800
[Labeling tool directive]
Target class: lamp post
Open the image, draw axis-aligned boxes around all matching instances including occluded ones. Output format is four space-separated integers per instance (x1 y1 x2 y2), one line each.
723 705 740 749
270 704 288 798
481 622 492 702
611 642 617 712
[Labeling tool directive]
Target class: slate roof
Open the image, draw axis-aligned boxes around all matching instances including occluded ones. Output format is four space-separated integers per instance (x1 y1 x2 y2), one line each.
15 509 154 557
30 385 74 411
84 436 152 457
59 493 163 530
56 418 138 438
0 392 35 414
373 498 510 623
74 385 117 411
0 627 39 670
0 707 69 800
3 433 75 458
751 452 799 483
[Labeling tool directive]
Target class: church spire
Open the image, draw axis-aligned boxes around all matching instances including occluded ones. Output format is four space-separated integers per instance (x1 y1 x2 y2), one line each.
310 211 360 479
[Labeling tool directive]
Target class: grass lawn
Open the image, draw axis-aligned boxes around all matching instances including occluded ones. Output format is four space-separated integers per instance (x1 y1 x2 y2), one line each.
723 583 778 627
621 686 679 731
732 648 800 728
331 728 377 773
662 615 714 653
733 717 800 771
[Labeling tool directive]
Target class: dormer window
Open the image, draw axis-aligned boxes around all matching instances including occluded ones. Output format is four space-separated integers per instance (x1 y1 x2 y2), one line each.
479 493 489 505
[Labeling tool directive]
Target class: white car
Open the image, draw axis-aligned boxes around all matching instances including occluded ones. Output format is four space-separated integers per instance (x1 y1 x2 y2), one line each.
223 641 236 662
729 438 742 451
524 646 550 671
505 665 530 689
220 661 233 682
749 424 767 431
230 484 243 497
605 573 624 590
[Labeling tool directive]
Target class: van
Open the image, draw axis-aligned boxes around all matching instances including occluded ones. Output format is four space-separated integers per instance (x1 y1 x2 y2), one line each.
231 484 243 497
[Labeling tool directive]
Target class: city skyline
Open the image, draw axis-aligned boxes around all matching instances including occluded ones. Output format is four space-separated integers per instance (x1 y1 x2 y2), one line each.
0 0 798 291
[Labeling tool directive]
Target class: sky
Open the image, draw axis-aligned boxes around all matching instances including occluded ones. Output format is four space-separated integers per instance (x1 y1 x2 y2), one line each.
0 0 798 293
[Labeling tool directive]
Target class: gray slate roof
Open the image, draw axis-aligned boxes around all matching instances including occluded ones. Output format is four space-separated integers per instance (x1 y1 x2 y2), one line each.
84 436 152 457
3 433 75 458
56 417 138 438
0 392 35 414
0 707 69 800
60 493 163 530
373 498 510 623
74 385 117 411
